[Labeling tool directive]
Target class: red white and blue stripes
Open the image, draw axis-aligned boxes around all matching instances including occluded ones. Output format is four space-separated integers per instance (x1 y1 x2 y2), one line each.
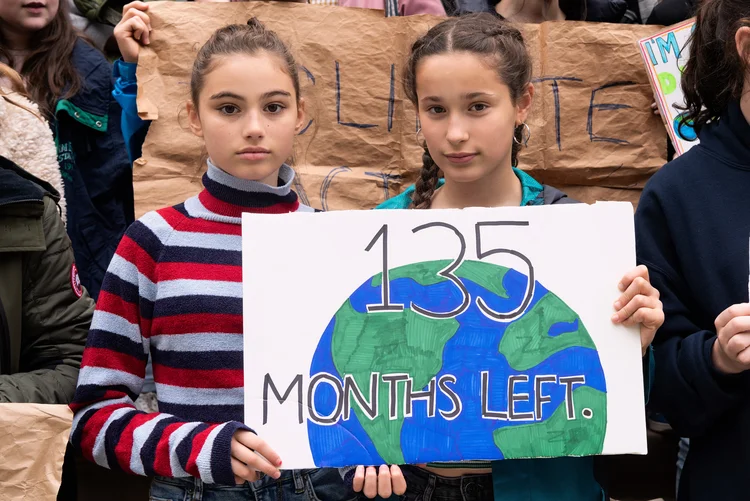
70 161 313 485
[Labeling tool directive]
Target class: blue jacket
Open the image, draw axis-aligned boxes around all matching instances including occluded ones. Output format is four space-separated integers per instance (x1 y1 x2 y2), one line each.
635 100 750 501
112 59 149 165
54 40 133 300
379 171 653 501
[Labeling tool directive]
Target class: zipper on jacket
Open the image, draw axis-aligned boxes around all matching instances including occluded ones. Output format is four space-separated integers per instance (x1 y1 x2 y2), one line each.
0 295 10 375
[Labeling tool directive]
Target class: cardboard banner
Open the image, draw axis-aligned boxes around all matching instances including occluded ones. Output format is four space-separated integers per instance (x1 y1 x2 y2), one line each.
639 19 697 156
134 2 666 217
241 203 647 467
0 404 73 501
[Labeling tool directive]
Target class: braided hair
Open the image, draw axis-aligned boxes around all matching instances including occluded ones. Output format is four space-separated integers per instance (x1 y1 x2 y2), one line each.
404 14 532 208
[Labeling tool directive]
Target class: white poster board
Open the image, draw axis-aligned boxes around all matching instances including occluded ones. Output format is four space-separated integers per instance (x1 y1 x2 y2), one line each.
242 202 647 468
639 20 698 156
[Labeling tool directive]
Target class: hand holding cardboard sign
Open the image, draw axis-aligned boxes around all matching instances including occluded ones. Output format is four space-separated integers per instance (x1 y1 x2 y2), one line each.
114 2 152 64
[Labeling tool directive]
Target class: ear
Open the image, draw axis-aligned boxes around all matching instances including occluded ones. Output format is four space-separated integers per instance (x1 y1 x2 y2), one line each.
294 97 307 134
736 26 750 67
515 82 535 126
186 100 203 138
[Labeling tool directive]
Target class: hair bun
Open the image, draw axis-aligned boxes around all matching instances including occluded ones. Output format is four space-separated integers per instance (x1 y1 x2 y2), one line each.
246 17 268 32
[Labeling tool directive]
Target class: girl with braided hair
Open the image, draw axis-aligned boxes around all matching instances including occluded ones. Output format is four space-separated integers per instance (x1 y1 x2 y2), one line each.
348 13 664 501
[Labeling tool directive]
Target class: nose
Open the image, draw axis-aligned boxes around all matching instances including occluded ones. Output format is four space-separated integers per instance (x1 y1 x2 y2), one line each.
446 115 469 145
243 110 265 139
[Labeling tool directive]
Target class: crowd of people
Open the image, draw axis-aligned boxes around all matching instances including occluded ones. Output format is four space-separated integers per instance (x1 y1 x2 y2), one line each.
0 0 746 500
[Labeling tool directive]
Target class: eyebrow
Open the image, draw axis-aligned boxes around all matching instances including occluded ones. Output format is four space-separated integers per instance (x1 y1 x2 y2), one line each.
420 91 495 103
208 90 292 101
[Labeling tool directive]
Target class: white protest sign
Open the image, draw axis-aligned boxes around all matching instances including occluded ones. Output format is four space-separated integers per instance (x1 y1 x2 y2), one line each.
639 19 698 156
242 202 647 468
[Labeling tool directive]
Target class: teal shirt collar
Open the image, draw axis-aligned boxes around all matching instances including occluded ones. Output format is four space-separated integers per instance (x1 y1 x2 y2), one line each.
377 167 544 210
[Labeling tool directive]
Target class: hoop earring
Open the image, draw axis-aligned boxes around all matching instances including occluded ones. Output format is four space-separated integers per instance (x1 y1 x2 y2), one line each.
513 123 531 147
416 127 424 145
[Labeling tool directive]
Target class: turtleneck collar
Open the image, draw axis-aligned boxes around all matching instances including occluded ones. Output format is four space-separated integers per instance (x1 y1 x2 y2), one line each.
183 159 309 224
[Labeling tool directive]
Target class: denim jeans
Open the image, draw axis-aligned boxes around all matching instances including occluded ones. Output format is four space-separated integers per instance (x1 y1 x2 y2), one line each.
149 468 356 501
394 466 493 501
676 437 690 498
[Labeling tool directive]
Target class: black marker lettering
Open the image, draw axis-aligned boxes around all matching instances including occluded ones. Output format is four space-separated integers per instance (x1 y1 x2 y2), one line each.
405 378 436 418
382 374 410 420
481 371 508 420
343 373 379 421
559 375 586 420
263 373 303 425
508 375 534 421
438 374 462 420
587 82 635 145
308 373 344 425
534 375 557 421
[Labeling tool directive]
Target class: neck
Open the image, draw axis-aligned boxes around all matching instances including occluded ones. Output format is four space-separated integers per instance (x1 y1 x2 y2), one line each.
1 25 31 51
495 0 565 22
1 27 32 72
742 81 750 126
212 160 280 188
432 163 522 209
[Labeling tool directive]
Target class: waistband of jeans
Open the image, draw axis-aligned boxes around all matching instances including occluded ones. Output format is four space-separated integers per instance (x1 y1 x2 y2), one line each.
154 469 321 490
401 465 493 489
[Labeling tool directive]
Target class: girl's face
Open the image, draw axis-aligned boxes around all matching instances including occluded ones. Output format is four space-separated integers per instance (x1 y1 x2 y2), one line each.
416 52 533 185
187 52 305 184
0 0 59 36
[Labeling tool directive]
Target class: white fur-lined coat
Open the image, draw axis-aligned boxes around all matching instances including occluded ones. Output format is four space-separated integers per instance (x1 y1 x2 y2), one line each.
0 90 66 223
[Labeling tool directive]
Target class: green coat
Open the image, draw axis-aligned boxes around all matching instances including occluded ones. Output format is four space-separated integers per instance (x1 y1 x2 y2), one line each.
0 157 94 403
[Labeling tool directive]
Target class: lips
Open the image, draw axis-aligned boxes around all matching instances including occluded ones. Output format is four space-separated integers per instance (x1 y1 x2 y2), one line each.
23 2 45 8
237 147 271 161
444 152 477 164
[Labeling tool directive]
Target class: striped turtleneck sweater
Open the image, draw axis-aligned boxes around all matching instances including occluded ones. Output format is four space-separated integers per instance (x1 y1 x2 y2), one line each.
69 161 314 485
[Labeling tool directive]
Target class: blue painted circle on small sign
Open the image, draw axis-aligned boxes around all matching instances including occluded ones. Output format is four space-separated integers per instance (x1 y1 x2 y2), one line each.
674 113 698 142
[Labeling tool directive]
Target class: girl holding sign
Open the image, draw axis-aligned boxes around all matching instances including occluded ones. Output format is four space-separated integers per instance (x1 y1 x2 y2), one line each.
348 13 664 501
69 14 352 501
635 0 750 500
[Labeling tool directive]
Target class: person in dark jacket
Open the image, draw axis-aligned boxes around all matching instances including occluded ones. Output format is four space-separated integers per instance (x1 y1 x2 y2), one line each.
634 1 750 500
0 156 93 403
646 0 698 25
0 0 133 300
